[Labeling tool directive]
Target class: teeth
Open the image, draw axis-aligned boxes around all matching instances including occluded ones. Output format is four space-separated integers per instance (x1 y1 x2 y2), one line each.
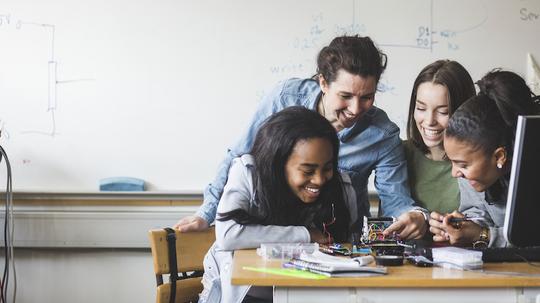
305 187 319 193
423 128 442 136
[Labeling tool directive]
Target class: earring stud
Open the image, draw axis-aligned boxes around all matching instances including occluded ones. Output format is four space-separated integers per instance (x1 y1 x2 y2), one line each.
497 163 503 169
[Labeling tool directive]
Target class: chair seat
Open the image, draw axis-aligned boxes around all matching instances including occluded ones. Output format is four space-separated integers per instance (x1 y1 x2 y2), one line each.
156 277 204 303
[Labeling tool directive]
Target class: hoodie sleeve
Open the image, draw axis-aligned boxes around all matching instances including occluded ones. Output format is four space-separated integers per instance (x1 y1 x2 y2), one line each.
215 155 310 251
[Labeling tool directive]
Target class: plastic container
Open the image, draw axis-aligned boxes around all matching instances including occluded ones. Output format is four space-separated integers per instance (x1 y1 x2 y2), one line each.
256 243 319 260
432 247 483 270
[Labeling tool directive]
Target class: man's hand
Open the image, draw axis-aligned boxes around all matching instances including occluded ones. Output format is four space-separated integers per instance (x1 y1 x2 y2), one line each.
173 215 209 232
383 211 428 240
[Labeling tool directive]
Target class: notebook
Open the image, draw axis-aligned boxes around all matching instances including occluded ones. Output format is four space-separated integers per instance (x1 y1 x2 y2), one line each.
286 251 387 277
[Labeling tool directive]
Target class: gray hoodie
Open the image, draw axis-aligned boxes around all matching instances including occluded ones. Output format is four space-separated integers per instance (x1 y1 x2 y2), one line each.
458 178 507 247
198 154 359 303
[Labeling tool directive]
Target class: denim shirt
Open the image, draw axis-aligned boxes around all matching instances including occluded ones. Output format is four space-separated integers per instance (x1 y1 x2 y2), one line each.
197 78 416 224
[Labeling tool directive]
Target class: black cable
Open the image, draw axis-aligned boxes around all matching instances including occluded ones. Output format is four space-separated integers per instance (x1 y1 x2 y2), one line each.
0 144 15 303
0 139 5 303
1 145 9 303
2 156 7 303
515 254 540 267
6 148 16 303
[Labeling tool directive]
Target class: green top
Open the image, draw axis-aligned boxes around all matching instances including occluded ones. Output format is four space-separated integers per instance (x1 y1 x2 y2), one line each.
403 140 460 214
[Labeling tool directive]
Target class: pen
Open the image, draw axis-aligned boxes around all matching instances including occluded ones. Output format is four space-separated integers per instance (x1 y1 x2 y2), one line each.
447 216 484 224
319 245 352 256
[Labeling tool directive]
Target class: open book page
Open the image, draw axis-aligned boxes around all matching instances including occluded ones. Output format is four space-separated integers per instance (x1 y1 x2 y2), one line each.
289 251 387 275
298 251 363 269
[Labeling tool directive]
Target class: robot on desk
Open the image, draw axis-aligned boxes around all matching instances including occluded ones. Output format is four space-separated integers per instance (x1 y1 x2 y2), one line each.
354 217 405 261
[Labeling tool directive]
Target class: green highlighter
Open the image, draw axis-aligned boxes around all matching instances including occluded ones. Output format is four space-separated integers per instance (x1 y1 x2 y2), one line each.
242 266 328 280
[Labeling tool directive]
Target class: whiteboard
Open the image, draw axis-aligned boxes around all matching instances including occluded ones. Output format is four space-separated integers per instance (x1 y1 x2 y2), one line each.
1 0 539 192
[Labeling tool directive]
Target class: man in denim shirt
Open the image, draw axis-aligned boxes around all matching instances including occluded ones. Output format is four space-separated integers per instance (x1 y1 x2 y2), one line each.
175 35 428 239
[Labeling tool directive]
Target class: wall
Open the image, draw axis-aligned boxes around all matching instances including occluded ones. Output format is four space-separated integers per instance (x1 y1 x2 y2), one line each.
0 0 539 192
1 198 198 302
3 248 155 303
0 2 539 300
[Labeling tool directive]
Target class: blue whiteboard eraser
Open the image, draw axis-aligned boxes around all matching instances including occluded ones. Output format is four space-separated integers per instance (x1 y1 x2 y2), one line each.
99 177 145 191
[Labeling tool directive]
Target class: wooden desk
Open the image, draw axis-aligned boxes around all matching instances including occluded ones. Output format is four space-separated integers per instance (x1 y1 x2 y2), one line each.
231 249 540 303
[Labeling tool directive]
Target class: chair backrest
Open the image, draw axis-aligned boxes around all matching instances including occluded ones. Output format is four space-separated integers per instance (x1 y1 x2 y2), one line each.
148 227 215 303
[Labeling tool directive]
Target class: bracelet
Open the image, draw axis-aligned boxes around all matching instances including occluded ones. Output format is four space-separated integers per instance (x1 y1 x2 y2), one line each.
410 209 429 222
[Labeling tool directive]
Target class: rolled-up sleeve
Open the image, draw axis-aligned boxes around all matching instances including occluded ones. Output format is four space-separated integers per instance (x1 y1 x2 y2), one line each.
374 129 416 217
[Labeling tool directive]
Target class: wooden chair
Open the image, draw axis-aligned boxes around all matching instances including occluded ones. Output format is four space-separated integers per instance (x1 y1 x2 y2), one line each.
148 227 215 303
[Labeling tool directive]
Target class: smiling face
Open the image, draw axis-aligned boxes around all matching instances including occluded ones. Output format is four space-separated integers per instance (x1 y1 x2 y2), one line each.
414 82 450 156
285 137 334 203
319 69 377 132
443 136 504 192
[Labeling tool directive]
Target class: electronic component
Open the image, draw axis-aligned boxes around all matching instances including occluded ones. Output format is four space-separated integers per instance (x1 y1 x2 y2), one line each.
374 255 404 266
319 244 352 256
371 243 404 256
359 216 404 257
361 216 399 245
351 245 372 256
407 255 433 267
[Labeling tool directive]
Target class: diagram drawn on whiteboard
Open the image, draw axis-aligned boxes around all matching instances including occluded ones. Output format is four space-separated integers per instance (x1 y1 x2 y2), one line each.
0 13 94 138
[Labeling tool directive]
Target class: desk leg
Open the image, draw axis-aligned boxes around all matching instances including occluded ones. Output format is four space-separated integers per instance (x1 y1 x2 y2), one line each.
522 288 540 303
